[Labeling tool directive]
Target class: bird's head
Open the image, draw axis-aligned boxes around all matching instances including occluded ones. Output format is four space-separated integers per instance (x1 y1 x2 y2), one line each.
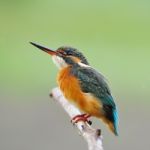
30 42 89 69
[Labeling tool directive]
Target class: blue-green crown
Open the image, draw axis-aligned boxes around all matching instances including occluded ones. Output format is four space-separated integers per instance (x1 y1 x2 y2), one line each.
57 46 89 65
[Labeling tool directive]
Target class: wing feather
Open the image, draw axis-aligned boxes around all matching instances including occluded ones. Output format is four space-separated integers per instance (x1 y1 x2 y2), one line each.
71 66 116 108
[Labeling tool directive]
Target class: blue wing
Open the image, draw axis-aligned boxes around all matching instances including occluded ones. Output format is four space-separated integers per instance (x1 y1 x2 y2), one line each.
71 66 119 135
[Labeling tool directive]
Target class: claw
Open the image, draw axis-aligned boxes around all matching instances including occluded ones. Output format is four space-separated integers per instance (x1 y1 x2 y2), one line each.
71 114 91 125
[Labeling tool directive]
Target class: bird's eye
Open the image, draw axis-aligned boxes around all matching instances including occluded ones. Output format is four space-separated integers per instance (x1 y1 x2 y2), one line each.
61 51 67 55
63 51 67 55
57 50 67 56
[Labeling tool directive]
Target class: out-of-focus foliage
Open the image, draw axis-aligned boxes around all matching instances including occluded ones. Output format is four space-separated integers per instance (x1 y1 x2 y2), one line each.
0 0 150 97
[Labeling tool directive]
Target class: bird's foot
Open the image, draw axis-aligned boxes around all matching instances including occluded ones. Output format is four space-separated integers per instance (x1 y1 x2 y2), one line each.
71 114 92 125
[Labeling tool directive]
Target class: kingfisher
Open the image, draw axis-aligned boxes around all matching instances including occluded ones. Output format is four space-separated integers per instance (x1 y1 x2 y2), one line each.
30 42 119 136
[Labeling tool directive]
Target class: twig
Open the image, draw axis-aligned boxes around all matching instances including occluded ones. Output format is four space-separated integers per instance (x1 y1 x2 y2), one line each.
50 87 104 150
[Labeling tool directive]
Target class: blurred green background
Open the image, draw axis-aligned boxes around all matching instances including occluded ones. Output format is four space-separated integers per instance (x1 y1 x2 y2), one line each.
0 0 150 150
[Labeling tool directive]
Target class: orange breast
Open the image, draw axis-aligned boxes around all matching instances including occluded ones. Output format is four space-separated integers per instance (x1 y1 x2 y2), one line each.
57 66 103 117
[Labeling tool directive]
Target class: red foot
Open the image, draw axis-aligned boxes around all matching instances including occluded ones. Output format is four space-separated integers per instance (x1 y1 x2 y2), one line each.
71 114 91 124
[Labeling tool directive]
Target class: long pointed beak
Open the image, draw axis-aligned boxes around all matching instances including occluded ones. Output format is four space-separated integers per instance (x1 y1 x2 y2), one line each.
30 42 57 55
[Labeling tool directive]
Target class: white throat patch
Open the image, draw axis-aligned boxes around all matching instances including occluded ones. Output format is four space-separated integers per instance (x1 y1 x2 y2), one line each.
52 55 67 69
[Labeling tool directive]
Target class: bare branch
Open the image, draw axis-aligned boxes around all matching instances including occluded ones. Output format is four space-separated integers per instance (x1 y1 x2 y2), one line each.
50 87 104 150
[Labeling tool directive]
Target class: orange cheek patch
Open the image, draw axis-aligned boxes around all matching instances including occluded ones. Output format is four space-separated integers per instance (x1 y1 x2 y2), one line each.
69 56 81 63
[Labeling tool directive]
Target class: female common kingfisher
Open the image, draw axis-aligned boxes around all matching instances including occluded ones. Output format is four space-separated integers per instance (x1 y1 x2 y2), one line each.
30 42 119 136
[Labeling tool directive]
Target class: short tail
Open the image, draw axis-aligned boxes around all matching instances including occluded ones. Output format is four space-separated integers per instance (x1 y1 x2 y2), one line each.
102 108 119 136
109 109 119 136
